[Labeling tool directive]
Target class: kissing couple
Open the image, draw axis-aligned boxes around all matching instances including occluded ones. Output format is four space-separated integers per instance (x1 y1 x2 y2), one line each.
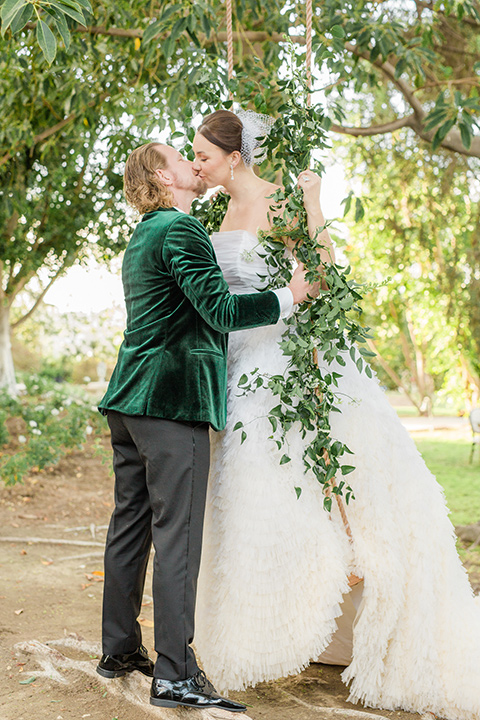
96 109 480 720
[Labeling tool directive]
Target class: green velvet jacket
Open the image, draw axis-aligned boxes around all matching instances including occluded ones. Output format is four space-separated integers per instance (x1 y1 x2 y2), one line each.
98 207 280 430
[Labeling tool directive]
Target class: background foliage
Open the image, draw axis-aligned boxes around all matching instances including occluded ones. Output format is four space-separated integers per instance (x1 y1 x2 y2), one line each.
0 0 480 483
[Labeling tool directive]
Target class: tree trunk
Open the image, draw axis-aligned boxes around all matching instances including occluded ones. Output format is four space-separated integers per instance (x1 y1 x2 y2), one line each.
0 303 17 395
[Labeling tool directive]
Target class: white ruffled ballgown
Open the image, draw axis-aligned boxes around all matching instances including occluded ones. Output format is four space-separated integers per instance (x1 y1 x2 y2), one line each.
194 229 480 720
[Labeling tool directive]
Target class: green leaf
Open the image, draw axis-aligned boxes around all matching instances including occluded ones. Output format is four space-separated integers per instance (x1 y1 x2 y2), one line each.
238 374 248 386
268 416 277 433
1 0 28 34
354 197 365 222
142 20 164 45
9 2 32 34
394 57 407 79
341 192 352 217
280 454 291 464
341 465 355 475
240 430 247 445
36 19 57 64
459 122 472 150
49 0 87 25
159 4 182 23
431 117 456 150
201 12 211 38
294 486 302 499
233 421 243 431
54 11 70 50
331 24 345 38
72 0 92 10
19 676 37 685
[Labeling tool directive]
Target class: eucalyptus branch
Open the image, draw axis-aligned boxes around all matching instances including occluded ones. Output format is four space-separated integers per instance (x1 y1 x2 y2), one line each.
197 72 376 510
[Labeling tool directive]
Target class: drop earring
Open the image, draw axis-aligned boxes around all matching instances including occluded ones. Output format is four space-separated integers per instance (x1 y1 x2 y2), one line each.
230 164 235 180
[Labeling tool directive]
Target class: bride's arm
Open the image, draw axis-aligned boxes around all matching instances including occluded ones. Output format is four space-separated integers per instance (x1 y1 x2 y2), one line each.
297 170 336 266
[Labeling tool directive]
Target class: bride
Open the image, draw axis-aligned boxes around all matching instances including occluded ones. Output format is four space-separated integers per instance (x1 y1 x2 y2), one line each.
191 109 480 720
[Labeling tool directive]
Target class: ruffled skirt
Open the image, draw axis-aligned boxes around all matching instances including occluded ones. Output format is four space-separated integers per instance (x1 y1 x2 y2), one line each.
195 321 480 720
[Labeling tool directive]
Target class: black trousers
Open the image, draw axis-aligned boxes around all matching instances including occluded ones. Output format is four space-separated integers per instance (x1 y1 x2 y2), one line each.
101 410 210 680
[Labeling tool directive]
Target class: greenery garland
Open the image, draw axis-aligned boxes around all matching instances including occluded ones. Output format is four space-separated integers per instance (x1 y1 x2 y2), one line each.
194 68 375 511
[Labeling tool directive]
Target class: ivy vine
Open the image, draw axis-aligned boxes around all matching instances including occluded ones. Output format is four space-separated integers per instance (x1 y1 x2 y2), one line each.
193 60 374 511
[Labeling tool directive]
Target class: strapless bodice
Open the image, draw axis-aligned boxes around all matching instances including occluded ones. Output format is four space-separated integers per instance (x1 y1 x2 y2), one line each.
211 229 269 295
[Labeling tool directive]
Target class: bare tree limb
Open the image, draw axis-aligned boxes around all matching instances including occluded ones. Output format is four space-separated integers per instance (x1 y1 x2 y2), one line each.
330 114 415 136
0 536 104 546
366 338 422 413
23 22 306 44
11 263 69 329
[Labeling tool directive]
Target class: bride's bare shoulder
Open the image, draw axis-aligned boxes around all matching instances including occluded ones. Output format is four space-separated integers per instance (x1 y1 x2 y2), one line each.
262 180 282 196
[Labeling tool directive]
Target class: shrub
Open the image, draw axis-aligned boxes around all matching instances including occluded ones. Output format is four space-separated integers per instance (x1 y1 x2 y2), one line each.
0 374 107 486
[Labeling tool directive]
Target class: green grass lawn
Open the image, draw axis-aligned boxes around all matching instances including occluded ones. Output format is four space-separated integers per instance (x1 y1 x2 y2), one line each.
414 436 480 527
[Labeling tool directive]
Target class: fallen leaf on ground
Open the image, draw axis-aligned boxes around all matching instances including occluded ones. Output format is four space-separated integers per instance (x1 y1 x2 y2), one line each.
19 676 36 685
14 609 24 615
84 573 103 583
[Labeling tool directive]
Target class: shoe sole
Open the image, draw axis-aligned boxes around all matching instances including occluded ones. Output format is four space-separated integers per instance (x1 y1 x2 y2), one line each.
149 697 246 712
96 666 130 678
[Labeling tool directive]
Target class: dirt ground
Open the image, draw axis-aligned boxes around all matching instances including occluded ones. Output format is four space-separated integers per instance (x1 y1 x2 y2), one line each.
0 439 476 720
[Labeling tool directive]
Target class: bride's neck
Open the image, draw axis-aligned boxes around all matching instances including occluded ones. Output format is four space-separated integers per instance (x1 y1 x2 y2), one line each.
224 168 264 204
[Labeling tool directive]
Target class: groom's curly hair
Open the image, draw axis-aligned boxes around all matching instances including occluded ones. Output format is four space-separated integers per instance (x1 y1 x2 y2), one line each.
124 143 174 214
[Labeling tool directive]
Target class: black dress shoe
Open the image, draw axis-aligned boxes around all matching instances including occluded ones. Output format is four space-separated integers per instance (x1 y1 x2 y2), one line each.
96 645 154 678
150 670 246 712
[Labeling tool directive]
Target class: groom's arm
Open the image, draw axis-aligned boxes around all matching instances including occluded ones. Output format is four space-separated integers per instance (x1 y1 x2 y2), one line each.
162 214 281 333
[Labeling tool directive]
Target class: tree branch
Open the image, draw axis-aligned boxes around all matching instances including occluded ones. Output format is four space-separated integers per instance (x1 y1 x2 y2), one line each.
7 25 480 159
0 259 5 303
23 22 306 44
366 338 422 412
343 41 426 121
415 77 480 92
6 267 36 300
11 264 68 329
415 0 480 27
0 93 109 169
330 114 415 136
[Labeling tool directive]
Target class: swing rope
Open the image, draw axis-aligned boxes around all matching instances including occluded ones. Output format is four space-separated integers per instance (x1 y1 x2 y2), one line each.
306 0 313 107
226 0 234 96
304 0 357 552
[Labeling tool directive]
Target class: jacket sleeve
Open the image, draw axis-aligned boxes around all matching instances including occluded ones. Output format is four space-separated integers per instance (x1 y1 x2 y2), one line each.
162 214 280 333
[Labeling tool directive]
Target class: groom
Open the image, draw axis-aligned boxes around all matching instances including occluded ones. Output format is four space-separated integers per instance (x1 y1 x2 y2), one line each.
96 141 314 712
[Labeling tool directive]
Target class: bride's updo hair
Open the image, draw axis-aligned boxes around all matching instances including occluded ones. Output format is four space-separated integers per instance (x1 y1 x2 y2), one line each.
124 142 174 214
198 109 274 167
197 110 243 157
